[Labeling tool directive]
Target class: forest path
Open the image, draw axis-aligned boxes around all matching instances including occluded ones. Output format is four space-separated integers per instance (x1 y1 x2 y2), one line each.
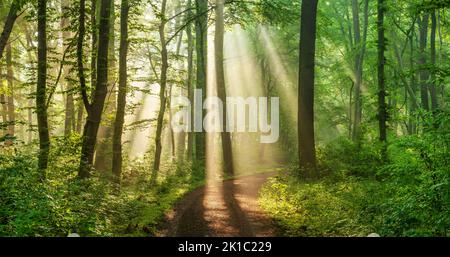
161 172 278 236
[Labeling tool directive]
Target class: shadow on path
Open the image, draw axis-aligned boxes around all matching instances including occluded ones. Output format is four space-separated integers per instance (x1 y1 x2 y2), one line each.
163 172 277 237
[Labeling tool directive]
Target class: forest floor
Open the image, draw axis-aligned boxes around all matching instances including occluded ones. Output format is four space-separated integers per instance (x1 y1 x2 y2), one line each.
159 172 279 236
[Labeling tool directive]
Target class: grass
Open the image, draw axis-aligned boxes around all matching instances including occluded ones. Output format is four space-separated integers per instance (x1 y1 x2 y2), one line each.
114 166 205 236
259 173 374 236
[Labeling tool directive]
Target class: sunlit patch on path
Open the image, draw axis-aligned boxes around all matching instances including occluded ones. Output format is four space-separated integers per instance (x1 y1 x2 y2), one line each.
162 172 278 237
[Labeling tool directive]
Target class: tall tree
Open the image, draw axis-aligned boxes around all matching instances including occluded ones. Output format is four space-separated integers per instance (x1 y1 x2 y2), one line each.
95 0 117 171
418 13 429 111
351 0 369 142
408 18 417 134
79 0 112 178
112 0 130 183
298 0 318 173
6 42 14 145
377 0 387 152
152 0 169 181
194 0 208 167
0 65 7 134
215 0 234 175
75 0 97 134
36 0 50 177
429 10 438 111
186 0 194 160
61 0 75 136
91 0 98 91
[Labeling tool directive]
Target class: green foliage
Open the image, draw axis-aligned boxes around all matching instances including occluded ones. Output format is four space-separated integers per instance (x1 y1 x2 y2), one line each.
0 143 114 236
317 137 383 178
0 137 204 236
261 174 372 236
261 111 449 236
257 0 300 25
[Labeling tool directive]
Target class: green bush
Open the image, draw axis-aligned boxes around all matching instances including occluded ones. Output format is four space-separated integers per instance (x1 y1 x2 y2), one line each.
261 111 449 236
260 174 372 236
0 136 203 236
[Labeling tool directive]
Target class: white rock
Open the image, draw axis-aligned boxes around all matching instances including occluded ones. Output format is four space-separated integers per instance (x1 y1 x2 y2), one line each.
367 233 380 237
67 233 80 237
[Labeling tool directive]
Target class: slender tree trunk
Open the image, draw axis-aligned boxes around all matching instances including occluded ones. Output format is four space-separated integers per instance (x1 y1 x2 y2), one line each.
429 10 438 111
408 19 417 134
258 56 270 161
152 0 168 181
437 11 444 98
94 0 116 172
64 88 75 136
0 96 6 128
377 0 387 155
74 0 95 136
351 0 369 142
186 0 194 160
348 80 354 138
21 25 37 142
168 84 176 159
215 0 234 176
79 0 112 178
170 4 187 163
77 0 90 113
37 0 50 177
28 98 33 143
0 63 6 136
194 0 208 167
418 13 429 111
6 42 14 145
298 0 318 173
112 0 129 183
0 0 21 60
61 0 74 136
91 0 97 90
76 100 84 133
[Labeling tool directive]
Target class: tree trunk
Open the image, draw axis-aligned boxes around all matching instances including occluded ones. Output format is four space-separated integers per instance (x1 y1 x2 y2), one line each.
194 0 208 167
6 42 14 145
79 0 112 178
28 98 33 143
168 84 176 160
76 0 96 138
173 10 187 163
408 19 417 134
418 13 429 111
186 0 194 160
351 0 369 142
215 0 234 176
0 63 6 136
61 0 75 136
76 100 84 133
348 80 354 138
152 0 168 181
37 0 50 177
112 0 129 183
0 0 21 60
437 11 443 98
91 0 97 90
429 10 438 111
298 0 318 173
377 0 387 151
94 0 116 172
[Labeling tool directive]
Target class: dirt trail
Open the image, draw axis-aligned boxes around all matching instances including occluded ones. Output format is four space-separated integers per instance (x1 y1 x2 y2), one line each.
162 172 278 237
